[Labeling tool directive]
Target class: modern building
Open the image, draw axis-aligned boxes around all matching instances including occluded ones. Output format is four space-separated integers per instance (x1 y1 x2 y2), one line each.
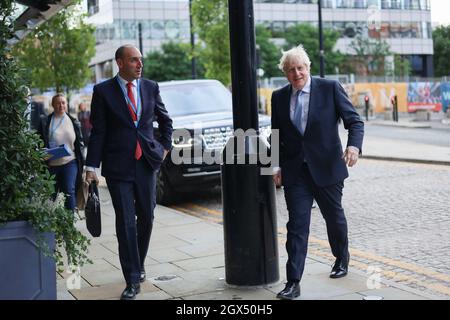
85 0 434 82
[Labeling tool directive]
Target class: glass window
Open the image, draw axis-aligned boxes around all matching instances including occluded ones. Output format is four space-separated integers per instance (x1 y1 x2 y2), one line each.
367 0 379 7
121 20 137 39
165 20 180 39
159 82 232 117
390 22 402 38
391 0 401 9
403 0 420 9
87 0 99 16
150 20 165 39
354 0 366 8
322 0 334 8
179 20 190 40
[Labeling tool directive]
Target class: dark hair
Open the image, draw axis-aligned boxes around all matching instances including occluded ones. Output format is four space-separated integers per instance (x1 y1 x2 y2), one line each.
115 44 135 60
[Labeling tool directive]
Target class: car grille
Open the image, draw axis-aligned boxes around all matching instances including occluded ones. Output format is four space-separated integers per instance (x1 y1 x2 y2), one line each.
202 127 233 150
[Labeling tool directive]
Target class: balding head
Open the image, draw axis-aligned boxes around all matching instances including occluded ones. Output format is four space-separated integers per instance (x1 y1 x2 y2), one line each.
115 45 143 81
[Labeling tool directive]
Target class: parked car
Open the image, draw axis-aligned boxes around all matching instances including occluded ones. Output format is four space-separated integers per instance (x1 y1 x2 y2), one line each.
155 79 271 205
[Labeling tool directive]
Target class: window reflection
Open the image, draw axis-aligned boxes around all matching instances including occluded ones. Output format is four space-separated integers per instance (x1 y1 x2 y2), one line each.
254 0 430 10
267 20 430 39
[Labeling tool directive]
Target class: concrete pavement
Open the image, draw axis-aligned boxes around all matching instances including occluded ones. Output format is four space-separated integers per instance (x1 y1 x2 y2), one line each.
58 118 450 300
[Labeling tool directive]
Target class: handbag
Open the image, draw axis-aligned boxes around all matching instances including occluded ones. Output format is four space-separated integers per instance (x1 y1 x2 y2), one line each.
85 181 101 237
76 172 89 210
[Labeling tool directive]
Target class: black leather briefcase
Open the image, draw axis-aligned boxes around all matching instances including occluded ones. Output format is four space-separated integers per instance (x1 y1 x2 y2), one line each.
85 181 101 237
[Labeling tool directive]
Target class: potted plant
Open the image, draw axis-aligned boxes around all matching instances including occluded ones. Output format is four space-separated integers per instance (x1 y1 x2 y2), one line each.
0 1 90 300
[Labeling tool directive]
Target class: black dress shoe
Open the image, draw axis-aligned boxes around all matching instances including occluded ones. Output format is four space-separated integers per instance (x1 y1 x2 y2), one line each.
330 253 350 279
276 281 300 300
120 283 141 300
139 269 146 283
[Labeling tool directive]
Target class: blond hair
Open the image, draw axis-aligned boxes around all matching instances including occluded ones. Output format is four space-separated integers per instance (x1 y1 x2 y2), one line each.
278 45 311 73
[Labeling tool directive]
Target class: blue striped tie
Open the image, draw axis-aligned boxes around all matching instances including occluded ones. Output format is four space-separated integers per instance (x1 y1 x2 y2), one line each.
293 90 304 135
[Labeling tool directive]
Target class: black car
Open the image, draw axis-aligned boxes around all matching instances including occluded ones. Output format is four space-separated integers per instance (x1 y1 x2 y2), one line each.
155 79 271 205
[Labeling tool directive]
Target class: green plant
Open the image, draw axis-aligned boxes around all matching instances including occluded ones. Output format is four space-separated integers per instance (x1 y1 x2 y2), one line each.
12 1 96 93
0 0 90 270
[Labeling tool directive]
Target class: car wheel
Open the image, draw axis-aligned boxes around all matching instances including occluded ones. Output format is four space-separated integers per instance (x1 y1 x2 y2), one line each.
156 169 177 205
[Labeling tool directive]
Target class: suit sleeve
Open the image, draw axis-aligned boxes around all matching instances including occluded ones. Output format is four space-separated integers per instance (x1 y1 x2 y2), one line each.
86 85 107 168
270 91 284 166
154 82 173 151
333 81 364 153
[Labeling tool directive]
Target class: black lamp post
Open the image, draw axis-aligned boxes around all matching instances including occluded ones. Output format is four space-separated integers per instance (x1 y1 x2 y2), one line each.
138 22 144 77
317 0 325 78
221 0 279 286
189 0 197 79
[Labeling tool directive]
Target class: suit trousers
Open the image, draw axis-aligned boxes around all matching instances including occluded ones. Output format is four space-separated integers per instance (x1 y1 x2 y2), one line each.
283 162 348 282
106 158 157 285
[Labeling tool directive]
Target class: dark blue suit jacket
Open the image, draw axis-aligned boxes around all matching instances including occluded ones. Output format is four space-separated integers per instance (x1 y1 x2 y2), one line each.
271 77 364 187
86 77 173 181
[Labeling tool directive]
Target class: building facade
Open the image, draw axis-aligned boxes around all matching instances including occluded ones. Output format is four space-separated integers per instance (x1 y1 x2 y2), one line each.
85 0 433 82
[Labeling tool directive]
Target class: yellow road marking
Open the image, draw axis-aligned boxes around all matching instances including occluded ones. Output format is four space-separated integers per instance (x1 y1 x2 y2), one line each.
170 205 222 223
277 226 450 284
185 203 223 217
308 247 450 297
176 203 450 296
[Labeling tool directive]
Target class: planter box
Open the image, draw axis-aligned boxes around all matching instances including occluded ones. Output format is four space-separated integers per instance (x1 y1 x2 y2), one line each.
0 221 56 300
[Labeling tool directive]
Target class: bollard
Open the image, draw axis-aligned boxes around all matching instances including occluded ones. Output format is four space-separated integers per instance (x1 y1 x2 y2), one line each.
393 95 399 122
364 95 369 121
391 95 398 122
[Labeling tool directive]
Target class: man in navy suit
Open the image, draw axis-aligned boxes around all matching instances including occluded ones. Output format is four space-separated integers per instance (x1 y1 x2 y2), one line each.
85 45 173 300
271 45 364 299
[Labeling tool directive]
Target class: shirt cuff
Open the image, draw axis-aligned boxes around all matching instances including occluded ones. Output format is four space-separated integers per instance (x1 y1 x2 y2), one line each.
347 146 360 154
84 166 98 174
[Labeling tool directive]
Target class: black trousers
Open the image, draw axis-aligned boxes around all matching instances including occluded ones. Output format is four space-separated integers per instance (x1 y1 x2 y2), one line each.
106 158 156 285
283 163 348 282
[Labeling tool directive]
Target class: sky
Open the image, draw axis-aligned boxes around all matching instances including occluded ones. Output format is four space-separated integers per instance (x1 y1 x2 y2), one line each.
430 0 450 26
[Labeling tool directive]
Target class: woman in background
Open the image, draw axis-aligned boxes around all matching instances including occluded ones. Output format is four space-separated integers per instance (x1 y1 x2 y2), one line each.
38 93 85 211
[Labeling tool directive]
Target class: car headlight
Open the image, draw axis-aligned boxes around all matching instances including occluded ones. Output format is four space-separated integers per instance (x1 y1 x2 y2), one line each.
172 135 202 148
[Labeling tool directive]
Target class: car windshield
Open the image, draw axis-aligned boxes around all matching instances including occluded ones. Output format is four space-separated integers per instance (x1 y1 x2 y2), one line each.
159 82 232 117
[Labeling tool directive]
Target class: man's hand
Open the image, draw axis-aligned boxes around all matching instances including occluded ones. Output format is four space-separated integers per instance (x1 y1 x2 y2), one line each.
273 168 282 187
163 149 169 161
86 170 99 184
343 146 360 167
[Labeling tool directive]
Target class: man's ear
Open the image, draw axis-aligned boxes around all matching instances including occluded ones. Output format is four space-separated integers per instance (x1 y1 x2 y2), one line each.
116 59 123 69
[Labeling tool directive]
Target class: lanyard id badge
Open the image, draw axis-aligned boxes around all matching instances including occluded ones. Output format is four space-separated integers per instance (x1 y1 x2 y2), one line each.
117 77 141 127
49 114 65 147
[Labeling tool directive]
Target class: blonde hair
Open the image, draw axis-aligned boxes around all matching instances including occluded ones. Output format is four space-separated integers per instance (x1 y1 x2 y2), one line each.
278 45 311 73
51 93 66 107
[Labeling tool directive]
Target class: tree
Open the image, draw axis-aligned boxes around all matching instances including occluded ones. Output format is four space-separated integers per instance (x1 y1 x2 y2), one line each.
191 0 231 86
393 55 412 77
255 25 282 78
1 0 90 269
144 41 205 81
348 35 391 76
13 3 95 93
283 23 344 76
433 25 450 77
